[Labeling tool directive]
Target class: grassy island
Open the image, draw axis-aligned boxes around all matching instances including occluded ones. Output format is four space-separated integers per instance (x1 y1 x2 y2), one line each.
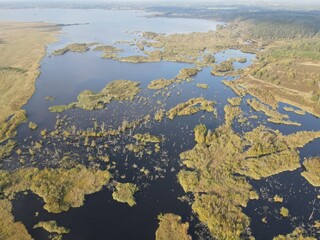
301 157 320 187
167 97 215 119
34 220 70 234
148 78 174 90
0 165 111 213
112 182 138 207
155 214 191 240
49 80 141 112
52 43 96 55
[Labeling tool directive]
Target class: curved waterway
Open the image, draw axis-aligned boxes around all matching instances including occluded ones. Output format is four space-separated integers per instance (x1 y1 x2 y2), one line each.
0 8 319 240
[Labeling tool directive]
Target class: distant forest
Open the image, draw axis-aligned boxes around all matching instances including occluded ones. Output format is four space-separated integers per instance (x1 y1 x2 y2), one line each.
149 6 320 40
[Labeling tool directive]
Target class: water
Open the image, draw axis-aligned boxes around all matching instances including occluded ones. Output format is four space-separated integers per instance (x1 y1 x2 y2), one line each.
1 8 319 240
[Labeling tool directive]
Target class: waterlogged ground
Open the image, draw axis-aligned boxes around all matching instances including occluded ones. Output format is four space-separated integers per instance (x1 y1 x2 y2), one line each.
1 9 319 240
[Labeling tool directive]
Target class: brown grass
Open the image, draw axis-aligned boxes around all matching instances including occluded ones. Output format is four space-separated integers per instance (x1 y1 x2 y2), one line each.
0 21 59 139
0 199 32 240
155 214 191 240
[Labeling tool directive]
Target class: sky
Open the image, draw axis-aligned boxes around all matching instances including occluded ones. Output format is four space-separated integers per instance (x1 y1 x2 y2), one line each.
0 0 319 3
0 0 319 6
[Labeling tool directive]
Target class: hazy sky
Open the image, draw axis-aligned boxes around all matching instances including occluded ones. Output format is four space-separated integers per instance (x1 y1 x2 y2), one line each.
0 0 319 6
0 0 319 2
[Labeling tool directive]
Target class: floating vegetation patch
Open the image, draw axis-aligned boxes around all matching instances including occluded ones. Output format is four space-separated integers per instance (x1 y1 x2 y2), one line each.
176 67 199 81
196 83 209 89
0 165 111 213
280 207 289 217
177 106 320 239
34 220 70 234
301 157 320 187
155 213 191 240
49 80 141 112
133 133 162 143
93 44 122 59
211 59 234 76
28 121 38 130
273 227 317 240
112 182 138 207
148 78 174 90
45 96 56 101
167 97 215 120
154 109 165 122
52 43 97 55
0 199 32 240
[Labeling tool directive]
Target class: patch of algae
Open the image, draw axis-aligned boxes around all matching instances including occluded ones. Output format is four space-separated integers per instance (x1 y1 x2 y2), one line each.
49 80 141 112
177 105 320 239
112 182 138 207
0 165 111 213
0 199 32 240
155 213 191 240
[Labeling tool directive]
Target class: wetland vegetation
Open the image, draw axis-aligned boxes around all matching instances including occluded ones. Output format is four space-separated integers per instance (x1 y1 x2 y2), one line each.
49 80 141 112
52 43 96 55
177 105 320 239
1 4 320 240
155 214 191 240
167 97 215 119
112 182 138 207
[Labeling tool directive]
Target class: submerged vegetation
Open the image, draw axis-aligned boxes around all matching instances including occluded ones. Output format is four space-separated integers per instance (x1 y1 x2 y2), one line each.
49 80 141 112
112 182 138 207
167 97 215 119
155 214 191 240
